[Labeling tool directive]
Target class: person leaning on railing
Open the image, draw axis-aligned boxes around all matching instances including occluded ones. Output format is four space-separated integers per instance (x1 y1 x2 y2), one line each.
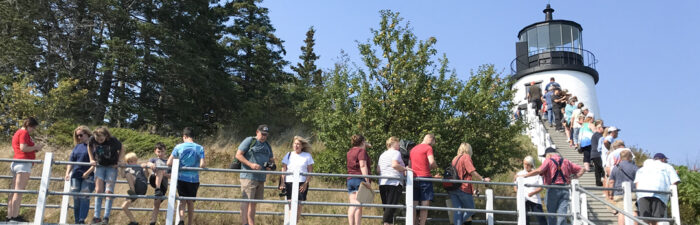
236 124 274 225
346 134 372 225
377 136 410 225
87 127 124 224
280 136 314 225
64 125 95 224
449 143 490 225
167 127 206 225
518 147 584 225
7 117 43 223
634 154 681 225
513 156 547 225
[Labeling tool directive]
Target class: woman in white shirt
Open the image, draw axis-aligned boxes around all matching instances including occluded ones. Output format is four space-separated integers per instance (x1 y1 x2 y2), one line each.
280 136 314 224
513 156 547 225
377 137 410 225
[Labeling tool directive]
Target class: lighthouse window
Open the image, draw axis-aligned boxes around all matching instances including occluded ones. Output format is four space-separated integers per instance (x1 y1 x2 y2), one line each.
537 25 549 53
527 28 538 54
572 28 581 52
561 25 572 50
549 24 562 50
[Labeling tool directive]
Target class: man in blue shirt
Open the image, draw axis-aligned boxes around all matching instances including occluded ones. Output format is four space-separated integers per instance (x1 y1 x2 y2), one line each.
543 86 555 127
544 77 560 92
167 127 205 225
236 125 275 225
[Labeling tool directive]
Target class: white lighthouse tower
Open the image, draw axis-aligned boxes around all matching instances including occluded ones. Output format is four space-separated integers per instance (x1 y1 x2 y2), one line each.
512 4 600 117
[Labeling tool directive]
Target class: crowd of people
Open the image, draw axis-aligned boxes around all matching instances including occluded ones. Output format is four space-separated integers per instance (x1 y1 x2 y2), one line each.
524 78 682 225
5 113 682 225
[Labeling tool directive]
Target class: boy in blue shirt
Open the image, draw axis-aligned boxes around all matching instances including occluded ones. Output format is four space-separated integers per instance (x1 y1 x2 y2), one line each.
167 127 206 225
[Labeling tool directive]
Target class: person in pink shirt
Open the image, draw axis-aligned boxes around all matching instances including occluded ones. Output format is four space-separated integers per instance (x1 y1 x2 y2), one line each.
409 134 438 225
520 147 584 225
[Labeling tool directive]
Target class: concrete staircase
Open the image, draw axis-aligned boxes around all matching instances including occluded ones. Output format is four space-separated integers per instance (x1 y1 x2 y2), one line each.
543 124 617 225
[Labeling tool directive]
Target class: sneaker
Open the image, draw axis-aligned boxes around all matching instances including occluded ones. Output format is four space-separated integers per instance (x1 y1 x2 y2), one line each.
463 221 473 225
10 215 28 222
102 217 109 224
92 217 102 224
178 221 184 225
154 188 164 197
128 222 139 225
149 222 156 225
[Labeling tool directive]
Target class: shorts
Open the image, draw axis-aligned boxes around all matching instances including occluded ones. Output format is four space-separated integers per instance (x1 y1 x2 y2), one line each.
612 195 636 210
149 174 169 192
240 178 265 199
637 197 666 218
95 166 118 192
284 182 309 201
413 180 434 201
10 162 32 175
177 180 200 198
128 181 148 202
347 178 363 193
581 145 591 163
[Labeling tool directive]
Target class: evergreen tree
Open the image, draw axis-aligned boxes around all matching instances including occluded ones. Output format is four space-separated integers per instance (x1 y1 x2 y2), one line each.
291 26 322 89
222 0 293 131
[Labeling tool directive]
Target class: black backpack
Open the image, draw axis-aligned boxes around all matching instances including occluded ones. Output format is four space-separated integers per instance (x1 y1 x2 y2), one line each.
442 155 464 191
399 139 416 165
95 139 120 166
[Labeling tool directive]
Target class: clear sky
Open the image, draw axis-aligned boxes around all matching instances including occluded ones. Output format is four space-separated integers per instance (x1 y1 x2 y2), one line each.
259 1 700 166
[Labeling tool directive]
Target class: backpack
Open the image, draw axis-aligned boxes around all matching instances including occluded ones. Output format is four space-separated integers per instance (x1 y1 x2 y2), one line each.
95 139 120 166
442 155 464 191
399 139 416 166
229 137 264 169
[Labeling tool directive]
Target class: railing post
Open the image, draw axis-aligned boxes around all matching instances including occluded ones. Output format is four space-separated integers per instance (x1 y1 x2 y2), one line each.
670 185 681 225
405 170 414 225
516 178 526 225
59 177 71 224
623 182 634 225
165 159 180 225
570 179 580 225
580 193 588 224
290 170 300 225
34 152 53 225
486 189 494 225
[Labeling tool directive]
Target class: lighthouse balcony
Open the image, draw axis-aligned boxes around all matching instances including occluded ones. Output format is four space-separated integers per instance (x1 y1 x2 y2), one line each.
510 47 599 83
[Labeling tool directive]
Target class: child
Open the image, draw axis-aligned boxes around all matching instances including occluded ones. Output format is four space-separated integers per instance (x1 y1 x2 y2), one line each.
146 143 170 225
167 127 205 225
121 152 150 225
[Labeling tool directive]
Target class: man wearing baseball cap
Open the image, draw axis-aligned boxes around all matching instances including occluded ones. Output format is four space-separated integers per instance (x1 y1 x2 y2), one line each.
520 147 584 225
236 125 275 225
635 154 680 224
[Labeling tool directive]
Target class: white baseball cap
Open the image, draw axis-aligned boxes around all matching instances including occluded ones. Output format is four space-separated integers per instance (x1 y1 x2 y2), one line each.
608 126 620 132
586 112 594 118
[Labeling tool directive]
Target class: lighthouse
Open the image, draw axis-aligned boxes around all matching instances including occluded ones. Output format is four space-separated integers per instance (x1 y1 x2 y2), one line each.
511 4 600 117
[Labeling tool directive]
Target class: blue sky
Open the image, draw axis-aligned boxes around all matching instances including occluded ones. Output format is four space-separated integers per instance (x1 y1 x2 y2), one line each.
260 1 700 166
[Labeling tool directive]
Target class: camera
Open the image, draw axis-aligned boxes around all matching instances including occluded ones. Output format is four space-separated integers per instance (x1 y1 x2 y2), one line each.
263 161 277 171
279 188 287 197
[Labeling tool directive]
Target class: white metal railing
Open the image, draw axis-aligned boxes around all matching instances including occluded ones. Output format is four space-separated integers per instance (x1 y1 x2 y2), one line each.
0 151 682 225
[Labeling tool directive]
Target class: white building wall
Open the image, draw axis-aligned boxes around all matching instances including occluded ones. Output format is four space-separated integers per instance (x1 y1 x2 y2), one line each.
513 70 601 118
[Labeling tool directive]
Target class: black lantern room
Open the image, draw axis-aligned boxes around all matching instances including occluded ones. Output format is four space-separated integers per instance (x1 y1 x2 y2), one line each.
511 4 599 83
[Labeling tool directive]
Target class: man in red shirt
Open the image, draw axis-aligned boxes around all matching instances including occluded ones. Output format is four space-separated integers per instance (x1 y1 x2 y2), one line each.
409 134 438 225
520 147 584 225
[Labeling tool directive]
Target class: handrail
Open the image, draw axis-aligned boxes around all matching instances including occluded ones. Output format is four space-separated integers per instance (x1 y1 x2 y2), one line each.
510 46 598 75
577 185 649 225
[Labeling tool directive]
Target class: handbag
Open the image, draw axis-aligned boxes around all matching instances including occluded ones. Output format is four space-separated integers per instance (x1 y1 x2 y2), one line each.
356 181 375 204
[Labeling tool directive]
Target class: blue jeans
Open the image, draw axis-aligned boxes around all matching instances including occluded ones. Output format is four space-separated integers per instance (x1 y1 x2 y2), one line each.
71 177 95 223
94 166 117 219
448 190 475 225
547 109 554 126
525 200 548 225
546 187 570 225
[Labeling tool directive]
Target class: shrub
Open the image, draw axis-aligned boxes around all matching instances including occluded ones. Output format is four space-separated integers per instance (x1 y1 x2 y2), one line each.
676 166 700 225
110 128 180 157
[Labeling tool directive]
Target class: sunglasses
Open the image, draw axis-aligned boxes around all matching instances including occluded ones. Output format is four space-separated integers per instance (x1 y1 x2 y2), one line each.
261 132 268 136
76 133 84 138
